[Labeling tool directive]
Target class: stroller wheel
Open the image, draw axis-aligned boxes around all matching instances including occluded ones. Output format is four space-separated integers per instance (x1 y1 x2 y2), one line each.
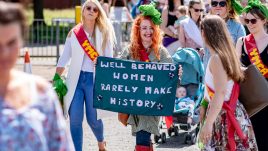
174 126 179 136
161 132 167 144
154 135 160 143
195 124 200 134
185 134 191 145
191 133 197 144
167 128 173 137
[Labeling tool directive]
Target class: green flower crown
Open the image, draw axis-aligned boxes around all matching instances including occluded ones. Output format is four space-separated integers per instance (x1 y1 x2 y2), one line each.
243 0 268 19
138 3 162 25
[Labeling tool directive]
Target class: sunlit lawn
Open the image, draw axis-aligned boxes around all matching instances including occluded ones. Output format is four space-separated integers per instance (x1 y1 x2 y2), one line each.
26 9 75 25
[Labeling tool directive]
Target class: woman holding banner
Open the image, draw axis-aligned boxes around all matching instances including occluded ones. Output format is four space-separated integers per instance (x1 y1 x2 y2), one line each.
55 0 115 150
236 1 268 150
199 15 258 150
120 3 173 151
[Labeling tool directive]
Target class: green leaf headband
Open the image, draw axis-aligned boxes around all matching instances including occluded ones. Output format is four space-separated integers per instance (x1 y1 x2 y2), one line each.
243 0 268 19
230 0 244 15
138 2 162 25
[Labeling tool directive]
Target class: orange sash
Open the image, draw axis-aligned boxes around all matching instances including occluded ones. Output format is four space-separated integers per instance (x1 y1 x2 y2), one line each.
73 23 99 61
245 34 268 78
206 83 248 151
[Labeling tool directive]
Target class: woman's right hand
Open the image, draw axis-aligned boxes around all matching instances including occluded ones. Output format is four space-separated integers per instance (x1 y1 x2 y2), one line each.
54 67 65 83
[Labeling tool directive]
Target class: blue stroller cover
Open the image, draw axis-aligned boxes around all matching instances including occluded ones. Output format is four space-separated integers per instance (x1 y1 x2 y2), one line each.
172 48 204 85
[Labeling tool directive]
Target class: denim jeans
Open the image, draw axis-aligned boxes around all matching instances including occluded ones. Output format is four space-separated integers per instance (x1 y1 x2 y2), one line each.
69 71 104 151
136 130 151 146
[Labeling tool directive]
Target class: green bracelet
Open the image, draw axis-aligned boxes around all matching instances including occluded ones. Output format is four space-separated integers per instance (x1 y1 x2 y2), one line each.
201 99 209 108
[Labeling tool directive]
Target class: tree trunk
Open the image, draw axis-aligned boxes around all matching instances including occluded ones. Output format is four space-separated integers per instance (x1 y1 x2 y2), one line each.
73 0 81 6
32 0 45 43
33 0 45 25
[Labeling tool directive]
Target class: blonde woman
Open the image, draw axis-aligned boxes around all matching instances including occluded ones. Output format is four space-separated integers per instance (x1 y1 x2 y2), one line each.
199 15 257 150
55 0 115 150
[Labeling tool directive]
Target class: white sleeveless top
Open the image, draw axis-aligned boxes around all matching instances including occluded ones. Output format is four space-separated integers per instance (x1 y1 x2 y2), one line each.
204 58 234 102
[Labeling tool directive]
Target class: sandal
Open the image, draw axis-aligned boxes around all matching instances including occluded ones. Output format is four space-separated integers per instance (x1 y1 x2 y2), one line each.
98 141 107 151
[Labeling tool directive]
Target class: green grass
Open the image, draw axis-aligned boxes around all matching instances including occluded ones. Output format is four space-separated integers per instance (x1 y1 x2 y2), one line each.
26 9 75 25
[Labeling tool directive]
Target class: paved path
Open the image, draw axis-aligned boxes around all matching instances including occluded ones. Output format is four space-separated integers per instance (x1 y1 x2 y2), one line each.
15 64 199 151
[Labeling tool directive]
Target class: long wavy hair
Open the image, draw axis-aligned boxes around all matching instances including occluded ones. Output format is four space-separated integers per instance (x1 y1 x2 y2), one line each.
129 15 163 60
82 0 116 51
201 15 244 82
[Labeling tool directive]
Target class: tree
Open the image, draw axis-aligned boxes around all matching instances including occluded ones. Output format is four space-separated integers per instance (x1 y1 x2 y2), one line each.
33 0 45 25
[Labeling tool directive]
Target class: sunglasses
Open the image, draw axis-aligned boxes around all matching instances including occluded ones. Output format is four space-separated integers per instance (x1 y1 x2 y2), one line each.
244 18 259 24
211 1 227 7
193 8 204 12
86 6 98 13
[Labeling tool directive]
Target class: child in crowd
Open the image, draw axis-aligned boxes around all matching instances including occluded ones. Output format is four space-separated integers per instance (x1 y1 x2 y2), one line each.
168 6 188 38
174 86 195 124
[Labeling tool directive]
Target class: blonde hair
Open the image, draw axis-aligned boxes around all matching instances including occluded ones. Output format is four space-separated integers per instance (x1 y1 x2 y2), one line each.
177 6 188 15
225 0 239 20
82 0 115 51
201 15 244 82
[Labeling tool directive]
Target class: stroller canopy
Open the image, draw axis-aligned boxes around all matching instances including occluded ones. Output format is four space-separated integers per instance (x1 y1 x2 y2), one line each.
172 48 204 85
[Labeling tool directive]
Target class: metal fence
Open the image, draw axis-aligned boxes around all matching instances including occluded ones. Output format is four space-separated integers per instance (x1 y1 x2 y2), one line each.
20 18 74 64
20 18 131 65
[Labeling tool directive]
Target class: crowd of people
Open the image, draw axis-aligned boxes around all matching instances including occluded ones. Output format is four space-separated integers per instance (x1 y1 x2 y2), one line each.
0 0 267 151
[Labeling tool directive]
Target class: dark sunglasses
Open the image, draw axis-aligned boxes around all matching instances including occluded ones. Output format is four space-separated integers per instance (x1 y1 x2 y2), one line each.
244 18 259 24
193 8 204 12
86 6 98 13
211 1 227 7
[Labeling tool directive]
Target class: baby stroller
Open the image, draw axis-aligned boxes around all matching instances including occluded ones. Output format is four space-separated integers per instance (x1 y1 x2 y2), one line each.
154 48 205 144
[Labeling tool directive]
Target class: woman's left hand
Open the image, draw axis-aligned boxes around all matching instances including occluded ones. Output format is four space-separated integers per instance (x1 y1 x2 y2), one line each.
199 121 213 145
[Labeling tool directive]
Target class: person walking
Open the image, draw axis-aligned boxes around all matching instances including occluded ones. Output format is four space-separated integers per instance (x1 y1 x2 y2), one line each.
199 15 258 151
236 1 268 150
55 0 116 150
120 3 173 151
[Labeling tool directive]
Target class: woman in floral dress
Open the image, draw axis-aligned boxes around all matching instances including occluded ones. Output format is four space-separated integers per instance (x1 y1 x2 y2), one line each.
0 2 74 150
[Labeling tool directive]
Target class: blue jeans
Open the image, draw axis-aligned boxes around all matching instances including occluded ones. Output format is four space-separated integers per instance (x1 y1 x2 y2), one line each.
136 130 151 146
69 71 104 151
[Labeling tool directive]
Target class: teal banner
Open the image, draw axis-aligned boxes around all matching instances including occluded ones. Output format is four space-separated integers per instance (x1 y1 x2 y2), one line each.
93 57 178 116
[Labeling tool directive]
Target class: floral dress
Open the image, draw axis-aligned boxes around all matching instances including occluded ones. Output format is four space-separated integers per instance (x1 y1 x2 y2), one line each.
203 58 258 151
0 82 74 151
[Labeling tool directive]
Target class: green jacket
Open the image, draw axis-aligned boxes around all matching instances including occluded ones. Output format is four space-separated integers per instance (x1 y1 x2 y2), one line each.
120 45 172 136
